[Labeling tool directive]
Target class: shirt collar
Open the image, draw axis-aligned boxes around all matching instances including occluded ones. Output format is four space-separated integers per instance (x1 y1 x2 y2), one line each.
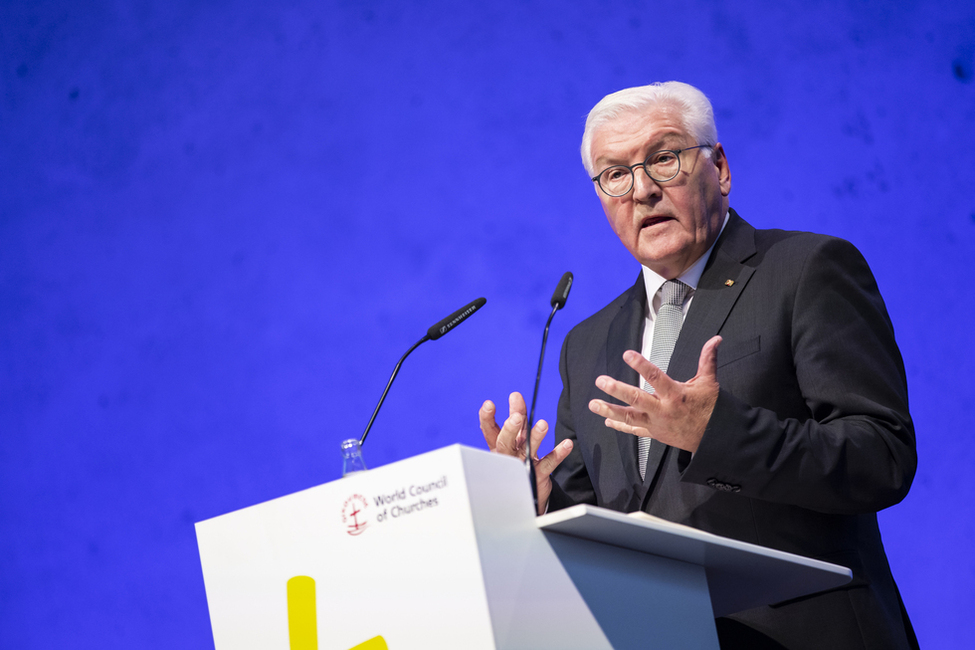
641 210 730 309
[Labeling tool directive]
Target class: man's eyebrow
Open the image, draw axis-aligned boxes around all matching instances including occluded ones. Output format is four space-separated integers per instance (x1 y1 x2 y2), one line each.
647 133 686 149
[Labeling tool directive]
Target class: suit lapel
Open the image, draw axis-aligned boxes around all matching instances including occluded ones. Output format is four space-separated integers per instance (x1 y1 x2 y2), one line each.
605 273 647 492
641 211 758 494
668 210 758 383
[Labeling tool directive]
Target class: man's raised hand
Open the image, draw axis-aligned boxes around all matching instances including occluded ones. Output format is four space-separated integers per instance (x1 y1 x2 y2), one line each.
587 336 722 453
479 391 572 515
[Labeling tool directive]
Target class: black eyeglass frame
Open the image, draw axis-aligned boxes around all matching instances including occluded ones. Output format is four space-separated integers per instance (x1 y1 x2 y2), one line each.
591 144 713 197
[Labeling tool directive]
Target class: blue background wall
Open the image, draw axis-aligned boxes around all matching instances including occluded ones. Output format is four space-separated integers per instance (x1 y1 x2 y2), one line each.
2 0 973 647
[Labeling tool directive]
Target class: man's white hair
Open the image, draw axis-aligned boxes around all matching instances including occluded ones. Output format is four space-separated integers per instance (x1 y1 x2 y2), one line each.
580 81 718 177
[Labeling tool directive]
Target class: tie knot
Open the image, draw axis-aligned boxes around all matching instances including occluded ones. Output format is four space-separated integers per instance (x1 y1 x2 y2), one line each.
661 280 689 307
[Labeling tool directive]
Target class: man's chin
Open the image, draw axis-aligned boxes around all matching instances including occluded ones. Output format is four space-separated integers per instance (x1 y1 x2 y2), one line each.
635 245 694 278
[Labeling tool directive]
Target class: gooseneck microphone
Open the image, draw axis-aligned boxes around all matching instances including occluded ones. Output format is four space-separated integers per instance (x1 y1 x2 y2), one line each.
526 272 573 511
359 297 487 446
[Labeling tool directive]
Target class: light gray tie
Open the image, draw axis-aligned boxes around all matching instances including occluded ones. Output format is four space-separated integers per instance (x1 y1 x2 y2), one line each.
638 279 690 480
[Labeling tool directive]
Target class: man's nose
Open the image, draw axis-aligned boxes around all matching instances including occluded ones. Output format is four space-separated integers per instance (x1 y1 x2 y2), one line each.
631 166 661 201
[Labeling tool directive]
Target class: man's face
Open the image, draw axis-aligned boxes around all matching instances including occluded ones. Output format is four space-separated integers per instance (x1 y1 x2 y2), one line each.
589 106 731 279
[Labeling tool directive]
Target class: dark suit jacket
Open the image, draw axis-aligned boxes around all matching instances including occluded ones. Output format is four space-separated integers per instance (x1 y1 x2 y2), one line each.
549 210 918 650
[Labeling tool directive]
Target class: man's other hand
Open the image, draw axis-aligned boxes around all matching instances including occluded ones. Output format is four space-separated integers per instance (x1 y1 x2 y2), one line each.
479 391 572 515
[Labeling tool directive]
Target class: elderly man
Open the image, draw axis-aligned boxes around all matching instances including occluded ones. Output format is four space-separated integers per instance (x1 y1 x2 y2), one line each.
479 82 918 649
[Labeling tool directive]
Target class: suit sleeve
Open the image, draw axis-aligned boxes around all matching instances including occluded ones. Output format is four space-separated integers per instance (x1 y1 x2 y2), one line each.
682 236 916 515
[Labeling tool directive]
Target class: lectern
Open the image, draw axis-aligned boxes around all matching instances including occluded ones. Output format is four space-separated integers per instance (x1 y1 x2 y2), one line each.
196 444 851 649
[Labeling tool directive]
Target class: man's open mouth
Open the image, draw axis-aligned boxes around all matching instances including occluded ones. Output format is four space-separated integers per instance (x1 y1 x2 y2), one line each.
640 215 672 229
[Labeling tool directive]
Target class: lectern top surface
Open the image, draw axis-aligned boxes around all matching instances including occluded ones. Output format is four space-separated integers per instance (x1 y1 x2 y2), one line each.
537 504 852 617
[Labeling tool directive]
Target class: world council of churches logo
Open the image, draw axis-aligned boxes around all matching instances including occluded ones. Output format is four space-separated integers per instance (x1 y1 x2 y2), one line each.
341 494 369 536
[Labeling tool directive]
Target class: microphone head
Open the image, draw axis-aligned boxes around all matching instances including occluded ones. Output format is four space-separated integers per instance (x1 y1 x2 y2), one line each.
550 272 573 310
427 297 487 340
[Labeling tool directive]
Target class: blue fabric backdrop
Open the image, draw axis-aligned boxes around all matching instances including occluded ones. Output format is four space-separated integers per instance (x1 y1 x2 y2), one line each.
2 0 973 647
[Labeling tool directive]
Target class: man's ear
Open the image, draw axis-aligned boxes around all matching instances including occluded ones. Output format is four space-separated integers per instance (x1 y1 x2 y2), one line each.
712 143 732 197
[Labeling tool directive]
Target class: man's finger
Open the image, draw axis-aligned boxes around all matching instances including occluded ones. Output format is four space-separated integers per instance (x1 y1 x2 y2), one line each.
594 374 656 410
589 398 652 433
508 391 528 420
696 335 722 381
528 420 549 460
495 411 526 458
479 400 501 450
536 439 573 478
622 350 679 398
622 349 656 378
602 416 651 437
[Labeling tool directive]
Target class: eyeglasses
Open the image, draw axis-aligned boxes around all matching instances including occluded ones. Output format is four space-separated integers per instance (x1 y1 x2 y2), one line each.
591 145 712 197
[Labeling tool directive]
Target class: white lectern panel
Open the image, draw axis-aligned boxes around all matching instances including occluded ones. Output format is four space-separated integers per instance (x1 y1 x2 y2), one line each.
196 445 611 650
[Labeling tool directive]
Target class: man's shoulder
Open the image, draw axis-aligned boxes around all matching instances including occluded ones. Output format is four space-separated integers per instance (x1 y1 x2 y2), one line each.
753 226 849 251
751 229 869 279
730 214 867 271
732 212 840 249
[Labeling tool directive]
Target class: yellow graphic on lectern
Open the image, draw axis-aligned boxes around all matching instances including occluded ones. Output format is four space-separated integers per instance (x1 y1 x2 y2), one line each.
287 576 388 650
287 577 319 649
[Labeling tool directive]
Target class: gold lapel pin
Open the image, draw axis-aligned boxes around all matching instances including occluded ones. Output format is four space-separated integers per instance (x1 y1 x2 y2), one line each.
725 279 735 287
